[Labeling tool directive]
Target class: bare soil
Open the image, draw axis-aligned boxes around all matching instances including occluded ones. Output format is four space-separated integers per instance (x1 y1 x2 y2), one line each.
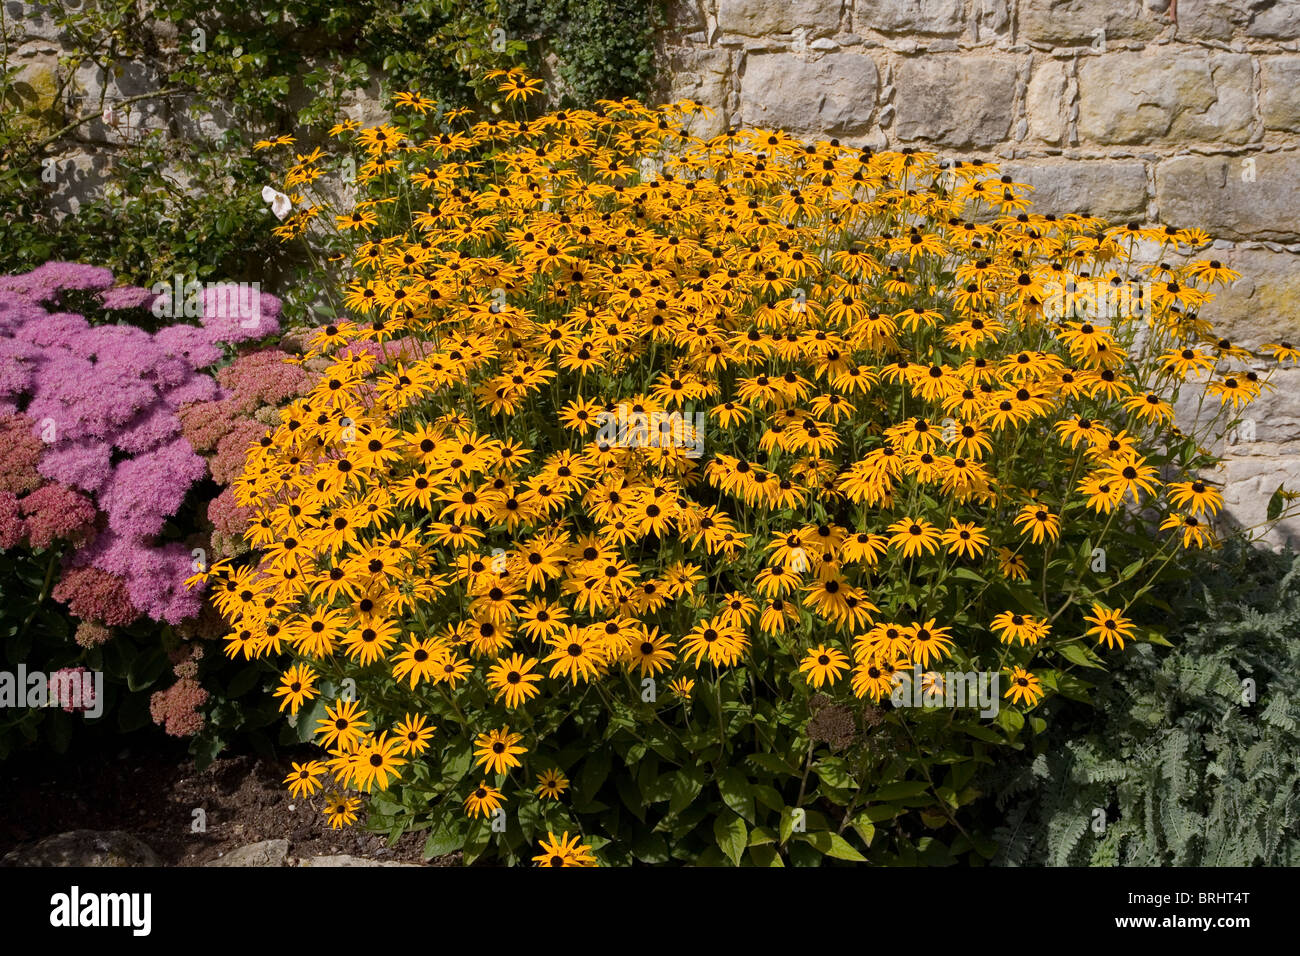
0 737 450 866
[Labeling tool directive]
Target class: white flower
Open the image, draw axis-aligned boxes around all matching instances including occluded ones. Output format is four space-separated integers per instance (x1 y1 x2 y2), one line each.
261 186 292 220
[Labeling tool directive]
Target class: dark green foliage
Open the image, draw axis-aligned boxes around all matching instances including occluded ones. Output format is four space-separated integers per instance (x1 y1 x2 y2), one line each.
503 0 662 106
982 542 1300 866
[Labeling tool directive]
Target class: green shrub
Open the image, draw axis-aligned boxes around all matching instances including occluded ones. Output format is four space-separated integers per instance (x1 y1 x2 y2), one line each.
985 541 1300 866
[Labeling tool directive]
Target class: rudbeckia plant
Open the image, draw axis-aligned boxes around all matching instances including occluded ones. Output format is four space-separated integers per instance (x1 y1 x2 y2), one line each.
200 71 1297 865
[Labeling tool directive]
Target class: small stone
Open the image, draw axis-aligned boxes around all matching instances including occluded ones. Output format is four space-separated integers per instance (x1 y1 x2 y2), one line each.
740 52 878 137
205 839 291 868
1004 161 1150 220
1 830 160 867
1076 52 1253 145
716 0 843 37
1020 0 1161 44
893 57 1017 148
1025 59 1069 144
855 0 964 36
1155 153 1300 242
1261 58 1300 132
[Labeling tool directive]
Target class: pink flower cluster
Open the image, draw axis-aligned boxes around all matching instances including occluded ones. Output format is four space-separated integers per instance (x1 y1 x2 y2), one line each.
149 676 208 737
0 263 284 624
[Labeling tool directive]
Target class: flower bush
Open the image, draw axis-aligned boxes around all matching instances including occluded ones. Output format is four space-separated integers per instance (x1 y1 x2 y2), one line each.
202 77 1297 865
0 261 285 752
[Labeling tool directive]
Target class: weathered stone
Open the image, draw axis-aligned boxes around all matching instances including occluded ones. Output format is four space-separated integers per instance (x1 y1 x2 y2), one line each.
1 830 160 867
667 0 707 32
1003 161 1149 220
1212 372 1300 549
1247 1 1300 39
44 149 112 219
8 0 62 42
71 61 171 145
298 854 420 867
740 52 877 137
1155 152 1300 242
716 0 843 37
172 97 239 142
1025 59 1069 144
1261 58 1300 132
4 55 63 135
974 0 1011 39
1175 0 1249 40
665 47 730 136
854 0 964 36
893 57 1017 148
1191 247 1300 347
205 839 290 867
1077 52 1253 145
1020 0 1162 44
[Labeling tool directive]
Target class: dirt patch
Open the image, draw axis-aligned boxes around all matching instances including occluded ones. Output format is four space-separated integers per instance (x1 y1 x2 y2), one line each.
0 735 453 866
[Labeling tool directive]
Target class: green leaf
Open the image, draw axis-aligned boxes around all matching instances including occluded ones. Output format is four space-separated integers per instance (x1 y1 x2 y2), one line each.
869 780 930 801
295 695 328 743
1056 640 1108 670
668 766 707 815
746 752 799 776
1267 485 1285 522
716 767 755 824
948 567 986 585
850 814 876 848
748 844 784 866
126 648 168 692
996 707 1025 734
631 830 668 863
1144 629 1173 647
573 750 611 809
713 811 747 866
798 830 867 862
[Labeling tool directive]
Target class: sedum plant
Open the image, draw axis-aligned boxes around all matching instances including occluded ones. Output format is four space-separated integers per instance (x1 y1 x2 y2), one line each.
199 73 1297 866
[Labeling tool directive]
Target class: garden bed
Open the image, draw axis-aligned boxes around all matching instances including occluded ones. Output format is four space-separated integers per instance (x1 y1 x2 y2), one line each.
0 737 442 866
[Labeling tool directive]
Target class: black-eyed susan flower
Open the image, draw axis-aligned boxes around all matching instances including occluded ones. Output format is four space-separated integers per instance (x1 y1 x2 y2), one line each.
535 768 570 801
323 792 362 829
464 781 505 819
1014 504 1061 545
533 831 597 867
315 698 369 752
1004 667 1044 707
273 663 318 714
798 644 850 688
284 760 326 798
1085 604 1137 650
486 654 543 708
394 713 436 755
473 726 527 775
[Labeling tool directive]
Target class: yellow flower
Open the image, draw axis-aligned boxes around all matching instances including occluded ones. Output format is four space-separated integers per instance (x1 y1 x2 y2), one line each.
533 831 597 867
1085 604 1137 650
473 726 527 776
798 644 850 688
284 760 326 798
1004 667 1044 707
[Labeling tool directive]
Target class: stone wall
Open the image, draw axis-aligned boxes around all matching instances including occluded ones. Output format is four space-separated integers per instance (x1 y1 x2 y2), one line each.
664 0 1300 545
